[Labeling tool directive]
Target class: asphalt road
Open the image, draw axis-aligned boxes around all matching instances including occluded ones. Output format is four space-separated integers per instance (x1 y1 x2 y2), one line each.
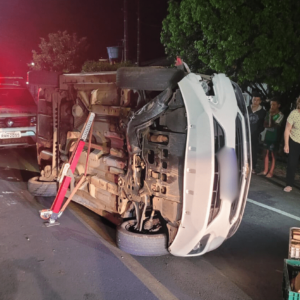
0 147 298 300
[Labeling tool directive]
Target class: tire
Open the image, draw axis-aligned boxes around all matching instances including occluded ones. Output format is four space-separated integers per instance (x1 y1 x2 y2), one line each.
116 67 185 91
116 220 169 256
28 177 58 197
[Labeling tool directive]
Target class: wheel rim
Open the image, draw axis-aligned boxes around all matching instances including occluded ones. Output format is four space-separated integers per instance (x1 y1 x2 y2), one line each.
124 219 163 234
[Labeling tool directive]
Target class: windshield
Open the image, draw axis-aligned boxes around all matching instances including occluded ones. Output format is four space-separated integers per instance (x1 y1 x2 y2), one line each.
0 88 35 106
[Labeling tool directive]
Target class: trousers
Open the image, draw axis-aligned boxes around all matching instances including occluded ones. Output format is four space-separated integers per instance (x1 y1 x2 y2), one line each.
286 137 300 187
251 134 259 169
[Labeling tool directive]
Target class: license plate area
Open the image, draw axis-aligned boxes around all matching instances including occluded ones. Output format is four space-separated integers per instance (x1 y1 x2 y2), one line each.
0 131 22 139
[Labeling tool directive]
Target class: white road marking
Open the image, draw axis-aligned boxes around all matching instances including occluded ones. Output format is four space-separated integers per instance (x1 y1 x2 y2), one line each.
248 198 300 222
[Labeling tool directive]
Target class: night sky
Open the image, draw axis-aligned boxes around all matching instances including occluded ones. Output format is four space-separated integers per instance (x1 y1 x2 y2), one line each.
0 0 169 77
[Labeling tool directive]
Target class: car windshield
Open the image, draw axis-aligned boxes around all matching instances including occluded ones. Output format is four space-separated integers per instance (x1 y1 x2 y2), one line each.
0 88 35 106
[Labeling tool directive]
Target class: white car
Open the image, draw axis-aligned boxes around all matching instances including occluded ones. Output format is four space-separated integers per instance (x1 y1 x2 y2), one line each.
0 78 36 149
28 67 251 257
169 72 251 256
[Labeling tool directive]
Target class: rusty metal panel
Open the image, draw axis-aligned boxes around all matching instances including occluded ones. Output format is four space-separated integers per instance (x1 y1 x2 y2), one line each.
60 72 117 90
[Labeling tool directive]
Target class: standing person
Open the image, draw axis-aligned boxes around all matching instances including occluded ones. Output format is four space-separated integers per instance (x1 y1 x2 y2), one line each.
283 96 300 192
258 99 284 177
247 95 266 173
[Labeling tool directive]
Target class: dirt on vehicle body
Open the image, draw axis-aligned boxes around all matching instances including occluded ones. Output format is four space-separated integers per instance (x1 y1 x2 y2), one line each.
28 67 251 257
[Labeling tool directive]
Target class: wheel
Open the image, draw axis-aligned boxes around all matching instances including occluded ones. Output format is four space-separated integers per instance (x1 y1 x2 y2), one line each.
116 219 169 256
28 177 58 197
116 67 185 91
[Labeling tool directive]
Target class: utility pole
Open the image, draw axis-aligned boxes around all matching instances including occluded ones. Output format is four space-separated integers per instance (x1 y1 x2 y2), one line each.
124 0 128 62
137 0 141 66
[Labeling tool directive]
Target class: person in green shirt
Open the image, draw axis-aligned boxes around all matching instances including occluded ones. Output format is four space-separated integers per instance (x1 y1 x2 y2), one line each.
258 99 284 177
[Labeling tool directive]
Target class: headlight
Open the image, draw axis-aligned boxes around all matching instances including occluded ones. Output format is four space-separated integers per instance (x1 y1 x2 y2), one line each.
30 116 37 126
188 234 211 255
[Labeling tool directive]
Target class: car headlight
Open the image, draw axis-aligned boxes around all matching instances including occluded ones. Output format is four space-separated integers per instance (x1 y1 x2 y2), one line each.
30 116 37 126
188 234 211 255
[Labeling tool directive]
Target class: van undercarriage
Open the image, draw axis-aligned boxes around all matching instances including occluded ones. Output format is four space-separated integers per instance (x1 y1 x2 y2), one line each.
28 67 251 257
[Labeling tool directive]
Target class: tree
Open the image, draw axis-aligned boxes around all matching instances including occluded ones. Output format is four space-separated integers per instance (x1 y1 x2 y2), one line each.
161 0 300 100
32 31 89 73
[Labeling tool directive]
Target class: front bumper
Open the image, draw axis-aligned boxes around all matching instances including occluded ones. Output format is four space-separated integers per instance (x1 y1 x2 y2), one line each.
0 126 36 148
168 73 251 257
